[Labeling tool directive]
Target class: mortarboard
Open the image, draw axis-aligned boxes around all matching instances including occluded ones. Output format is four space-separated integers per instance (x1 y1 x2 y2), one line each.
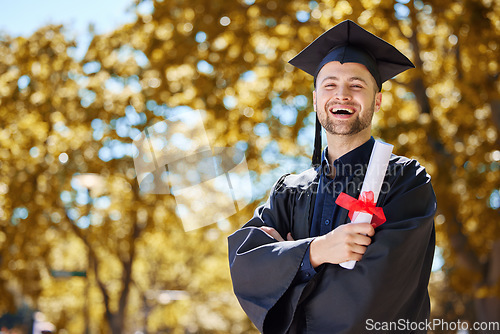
288 20 415 165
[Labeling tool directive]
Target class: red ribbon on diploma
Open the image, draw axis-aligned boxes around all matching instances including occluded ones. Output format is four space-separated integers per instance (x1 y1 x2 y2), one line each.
335 191 386 228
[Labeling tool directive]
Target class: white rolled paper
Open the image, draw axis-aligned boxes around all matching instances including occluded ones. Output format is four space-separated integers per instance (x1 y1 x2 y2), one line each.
340 140 393 270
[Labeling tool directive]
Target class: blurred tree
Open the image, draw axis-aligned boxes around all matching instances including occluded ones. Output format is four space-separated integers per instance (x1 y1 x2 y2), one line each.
0 25 83 317
0 23 252 334
0 0 498 333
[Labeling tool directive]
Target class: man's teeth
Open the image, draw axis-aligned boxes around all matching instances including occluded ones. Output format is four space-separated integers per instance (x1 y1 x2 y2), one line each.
331 108 353 114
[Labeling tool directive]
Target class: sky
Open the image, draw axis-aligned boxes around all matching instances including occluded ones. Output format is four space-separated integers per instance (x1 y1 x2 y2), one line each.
0 0 142 58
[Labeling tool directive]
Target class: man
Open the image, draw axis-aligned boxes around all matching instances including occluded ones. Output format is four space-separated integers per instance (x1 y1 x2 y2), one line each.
228 20 436 333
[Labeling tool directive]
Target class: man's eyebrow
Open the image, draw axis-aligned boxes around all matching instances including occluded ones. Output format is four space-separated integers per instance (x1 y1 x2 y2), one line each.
320 75 338 84
348 76 369 84
320 76 369 85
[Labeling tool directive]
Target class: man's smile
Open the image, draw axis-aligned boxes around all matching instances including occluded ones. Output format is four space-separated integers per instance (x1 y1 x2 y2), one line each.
328 104 357 118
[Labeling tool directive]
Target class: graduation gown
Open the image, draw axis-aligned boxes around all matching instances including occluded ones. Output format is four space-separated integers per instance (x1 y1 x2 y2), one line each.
228 154 436 334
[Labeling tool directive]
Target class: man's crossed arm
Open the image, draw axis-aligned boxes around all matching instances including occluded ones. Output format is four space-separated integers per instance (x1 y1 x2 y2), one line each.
259 223 375 267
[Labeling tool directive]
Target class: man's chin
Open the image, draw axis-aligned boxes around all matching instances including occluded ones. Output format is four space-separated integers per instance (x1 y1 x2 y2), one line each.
324 125 365 136
319 117 372 137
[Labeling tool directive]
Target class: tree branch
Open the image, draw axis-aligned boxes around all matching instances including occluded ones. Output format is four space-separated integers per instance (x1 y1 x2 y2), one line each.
117 180 144 328
63 209 115 328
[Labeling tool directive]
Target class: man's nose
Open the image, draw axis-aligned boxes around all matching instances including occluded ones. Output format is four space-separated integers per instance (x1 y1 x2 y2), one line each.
335 85 351 101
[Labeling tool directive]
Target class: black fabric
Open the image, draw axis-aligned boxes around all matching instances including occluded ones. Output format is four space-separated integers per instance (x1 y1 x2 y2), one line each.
288 20 415 90
228 154 436 334
315 45 382 89
289 20 416 165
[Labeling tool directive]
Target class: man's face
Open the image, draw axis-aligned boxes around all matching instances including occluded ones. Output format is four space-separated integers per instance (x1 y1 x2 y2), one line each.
313 61 382 137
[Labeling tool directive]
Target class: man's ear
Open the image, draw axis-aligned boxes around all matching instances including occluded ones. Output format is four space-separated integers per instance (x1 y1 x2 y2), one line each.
374 91 382 112
313 90 317 112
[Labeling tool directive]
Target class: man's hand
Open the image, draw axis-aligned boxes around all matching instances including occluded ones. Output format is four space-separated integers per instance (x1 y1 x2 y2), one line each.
309 223 374 267
259 226 294 242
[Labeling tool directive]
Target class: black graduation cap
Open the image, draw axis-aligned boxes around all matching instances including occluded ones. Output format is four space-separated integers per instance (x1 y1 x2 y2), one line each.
288 20 415 165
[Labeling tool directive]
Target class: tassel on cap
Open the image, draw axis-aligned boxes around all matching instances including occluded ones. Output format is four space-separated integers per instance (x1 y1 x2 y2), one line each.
312 114 322 166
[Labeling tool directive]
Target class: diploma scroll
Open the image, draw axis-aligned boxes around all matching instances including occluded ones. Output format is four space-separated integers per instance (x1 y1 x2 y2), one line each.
339 140 393 270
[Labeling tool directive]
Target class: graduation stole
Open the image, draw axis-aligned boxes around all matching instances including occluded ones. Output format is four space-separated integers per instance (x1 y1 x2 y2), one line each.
335 140 393 229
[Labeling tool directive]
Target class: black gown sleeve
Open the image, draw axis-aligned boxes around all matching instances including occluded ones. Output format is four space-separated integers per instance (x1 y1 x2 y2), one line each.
300 157 437 333
229 158 437 334
228 175 314 332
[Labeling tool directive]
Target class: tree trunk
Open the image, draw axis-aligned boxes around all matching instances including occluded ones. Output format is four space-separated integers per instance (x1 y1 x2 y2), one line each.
406 9 500 328
473 240 500 333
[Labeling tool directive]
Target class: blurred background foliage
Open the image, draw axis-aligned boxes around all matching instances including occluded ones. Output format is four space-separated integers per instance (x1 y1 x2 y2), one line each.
0 0 499 333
